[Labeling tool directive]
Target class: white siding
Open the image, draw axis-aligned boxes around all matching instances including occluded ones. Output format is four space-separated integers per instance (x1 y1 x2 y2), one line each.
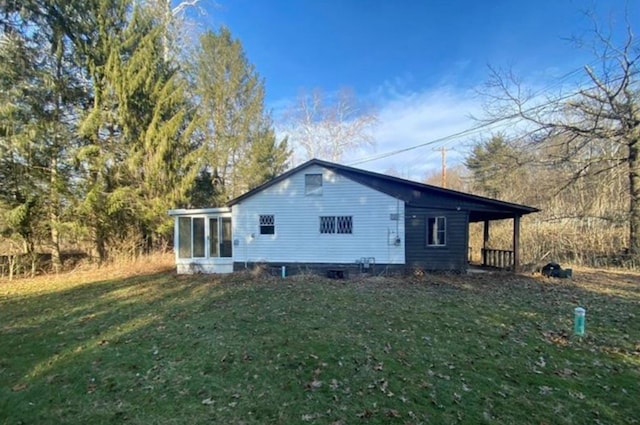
232 165 405 265
176 261 233 274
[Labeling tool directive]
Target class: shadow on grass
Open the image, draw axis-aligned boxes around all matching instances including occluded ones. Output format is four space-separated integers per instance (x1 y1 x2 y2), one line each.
0 268 638 424
0 270 260 423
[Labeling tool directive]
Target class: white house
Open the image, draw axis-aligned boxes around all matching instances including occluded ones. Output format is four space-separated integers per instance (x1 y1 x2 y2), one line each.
168 159 538 275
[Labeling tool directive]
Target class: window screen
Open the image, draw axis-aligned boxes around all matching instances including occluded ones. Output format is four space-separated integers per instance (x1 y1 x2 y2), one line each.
259 215 275 235
336 216 353 234
320 216 352 234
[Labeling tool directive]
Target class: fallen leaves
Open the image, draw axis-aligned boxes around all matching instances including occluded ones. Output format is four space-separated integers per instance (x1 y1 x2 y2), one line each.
542 330 570 346
12 382 27 392
555 368 577 377
306 379 322 390
1 266 638 425
539 386 553 395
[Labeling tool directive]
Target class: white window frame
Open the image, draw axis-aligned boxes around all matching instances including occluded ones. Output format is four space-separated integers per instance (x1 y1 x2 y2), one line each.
319 215 353 234
177 215 232 259
178 216 206 258
427 216 446 246
259 214 275 235
305 173 323 196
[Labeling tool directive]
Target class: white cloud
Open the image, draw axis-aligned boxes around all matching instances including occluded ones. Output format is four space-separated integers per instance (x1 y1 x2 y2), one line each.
271 83 501 182
344 85 485 182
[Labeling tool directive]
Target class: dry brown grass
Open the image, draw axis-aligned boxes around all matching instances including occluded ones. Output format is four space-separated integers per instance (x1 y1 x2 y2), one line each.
0 252 175 295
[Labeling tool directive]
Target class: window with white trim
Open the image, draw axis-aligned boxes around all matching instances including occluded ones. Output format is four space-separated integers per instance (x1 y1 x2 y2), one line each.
427 216 446 246
320 216 352 234
259 214 275 235
305 173 323 195
178 216 206 258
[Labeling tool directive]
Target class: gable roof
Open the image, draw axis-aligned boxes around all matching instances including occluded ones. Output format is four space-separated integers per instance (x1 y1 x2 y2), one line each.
227 158 539 221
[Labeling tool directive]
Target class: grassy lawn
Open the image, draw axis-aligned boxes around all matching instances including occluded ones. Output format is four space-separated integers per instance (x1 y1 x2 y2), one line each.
1 258 639 424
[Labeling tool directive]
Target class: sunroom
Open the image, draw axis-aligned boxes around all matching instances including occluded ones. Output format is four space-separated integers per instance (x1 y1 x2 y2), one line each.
168 207 233 274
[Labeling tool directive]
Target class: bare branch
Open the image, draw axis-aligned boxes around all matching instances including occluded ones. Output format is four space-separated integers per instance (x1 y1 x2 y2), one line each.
284 87 378 163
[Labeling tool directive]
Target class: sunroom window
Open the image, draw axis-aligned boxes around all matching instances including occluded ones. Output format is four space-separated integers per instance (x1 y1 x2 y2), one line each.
177 216 232 258
178 217 205 258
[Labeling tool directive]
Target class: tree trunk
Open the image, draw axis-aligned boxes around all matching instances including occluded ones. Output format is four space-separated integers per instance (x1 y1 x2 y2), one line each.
628 137 640 257
96 219 108 263
50 40 64 274
50 156 62 273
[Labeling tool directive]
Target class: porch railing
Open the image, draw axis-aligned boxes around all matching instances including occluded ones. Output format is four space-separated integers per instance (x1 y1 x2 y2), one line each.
482 248 514 269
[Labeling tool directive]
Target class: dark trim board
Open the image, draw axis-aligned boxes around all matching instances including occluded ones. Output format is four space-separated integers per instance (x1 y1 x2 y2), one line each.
233 262 407 277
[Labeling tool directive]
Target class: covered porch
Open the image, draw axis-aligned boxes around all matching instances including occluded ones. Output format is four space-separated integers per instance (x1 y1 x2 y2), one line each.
468 207 535 272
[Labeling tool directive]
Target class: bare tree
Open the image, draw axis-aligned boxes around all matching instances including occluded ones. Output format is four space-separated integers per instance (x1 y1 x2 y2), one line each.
481 17 640 256
143 0 208 61
285 87 378 163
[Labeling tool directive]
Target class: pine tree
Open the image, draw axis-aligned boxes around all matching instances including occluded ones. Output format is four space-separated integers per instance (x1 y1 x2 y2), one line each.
189 28 289 206
0 1 85 271
77 0 199 259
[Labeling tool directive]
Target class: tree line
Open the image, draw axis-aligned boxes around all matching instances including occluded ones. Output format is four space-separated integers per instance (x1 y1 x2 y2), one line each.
0 0 289 273
462 18 639 267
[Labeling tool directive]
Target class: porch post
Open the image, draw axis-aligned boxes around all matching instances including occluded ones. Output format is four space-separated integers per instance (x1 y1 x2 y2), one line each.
513 214 521 272
482 220 490 266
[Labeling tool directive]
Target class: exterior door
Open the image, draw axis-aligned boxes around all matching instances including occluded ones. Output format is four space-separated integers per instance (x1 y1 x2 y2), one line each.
221 217 232 257
208 216 232 258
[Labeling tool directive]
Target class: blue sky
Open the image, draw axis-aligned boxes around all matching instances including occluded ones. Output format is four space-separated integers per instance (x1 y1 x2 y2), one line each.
183 0 638 180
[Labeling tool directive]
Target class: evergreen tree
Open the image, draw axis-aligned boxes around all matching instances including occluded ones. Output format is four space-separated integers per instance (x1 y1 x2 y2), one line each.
77 0 199 259
0 0 85 270
189 28 289 206
465 134 527 199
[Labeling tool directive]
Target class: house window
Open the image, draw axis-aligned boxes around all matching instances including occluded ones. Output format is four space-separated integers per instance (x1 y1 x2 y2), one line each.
259 214 275 235
178 217 191 258
220 216 232 257
305 173 323 195
178 217 206 258
336 216 353 234
209 217 232 258
209 218 219 257
192 217 205 257
427 216 446 246
320 216 353 234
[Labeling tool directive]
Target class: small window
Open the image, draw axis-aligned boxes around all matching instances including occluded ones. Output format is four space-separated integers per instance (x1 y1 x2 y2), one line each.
259 214 275 235
305 173 323 195
427 216 446 246
336 216 353 234
319 216 335 234
320 216 353 234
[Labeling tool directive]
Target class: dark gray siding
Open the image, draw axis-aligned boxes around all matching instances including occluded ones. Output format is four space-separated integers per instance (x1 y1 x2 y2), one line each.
405 206 469 271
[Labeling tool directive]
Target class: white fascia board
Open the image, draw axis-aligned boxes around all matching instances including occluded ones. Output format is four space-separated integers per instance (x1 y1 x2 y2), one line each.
168 207 231 216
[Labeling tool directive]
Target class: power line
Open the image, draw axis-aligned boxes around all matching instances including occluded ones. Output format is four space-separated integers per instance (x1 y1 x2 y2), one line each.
348 67 638 167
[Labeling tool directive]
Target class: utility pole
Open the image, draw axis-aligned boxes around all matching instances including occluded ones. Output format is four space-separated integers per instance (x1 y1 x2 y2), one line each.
441 146 446 188
433 146 448 188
